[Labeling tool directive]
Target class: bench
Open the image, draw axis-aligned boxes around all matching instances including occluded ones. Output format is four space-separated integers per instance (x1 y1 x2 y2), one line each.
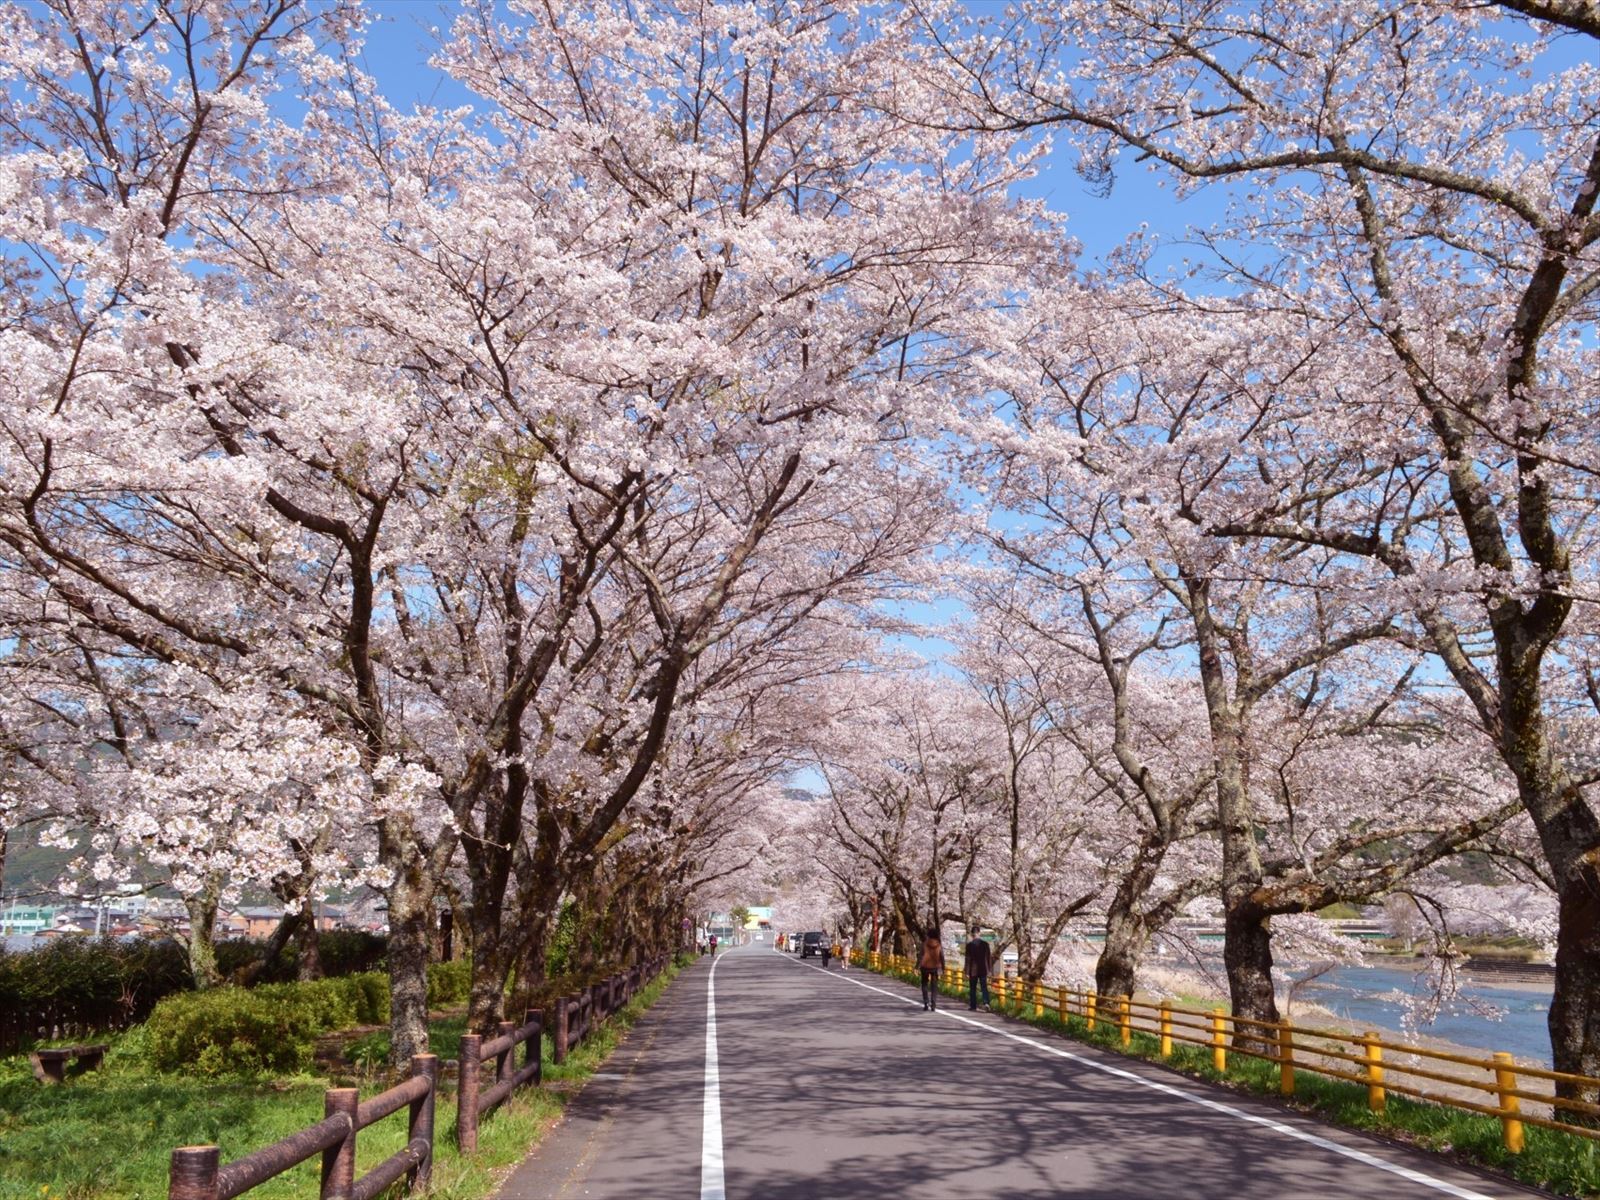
29 1043 109 1084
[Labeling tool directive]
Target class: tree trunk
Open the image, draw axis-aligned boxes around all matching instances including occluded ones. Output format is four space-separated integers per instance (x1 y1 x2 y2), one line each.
294 915 322 982
236 907 302 986
1096 908 1151 1001
1185 575 1277 1042
1494 635 1600 1112
384 858 435 1065
184 877 221 990
1223 904 1278 1048
466 899 509 1034
1505 733 1600 1110
1094 833 1172 999
1551 882 1600 1108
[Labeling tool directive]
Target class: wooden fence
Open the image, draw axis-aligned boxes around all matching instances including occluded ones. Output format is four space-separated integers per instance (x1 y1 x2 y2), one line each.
170 1055 439 1200
863 949 1600 1153
168 954 671 1199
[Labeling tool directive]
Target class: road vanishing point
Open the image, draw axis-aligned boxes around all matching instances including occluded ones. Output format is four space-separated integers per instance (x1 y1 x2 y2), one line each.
497 946 1544 1200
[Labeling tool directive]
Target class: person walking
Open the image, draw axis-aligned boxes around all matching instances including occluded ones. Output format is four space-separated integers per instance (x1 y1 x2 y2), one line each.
919 929 945 1011
964 930 993 1012
821 938 833 967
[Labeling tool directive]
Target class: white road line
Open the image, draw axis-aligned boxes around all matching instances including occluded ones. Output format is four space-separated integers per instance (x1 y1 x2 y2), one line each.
700 950 727 1200
792 959 1504 1200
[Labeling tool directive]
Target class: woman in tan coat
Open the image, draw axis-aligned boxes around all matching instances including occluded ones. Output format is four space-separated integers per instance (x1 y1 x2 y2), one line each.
918 930 945 1012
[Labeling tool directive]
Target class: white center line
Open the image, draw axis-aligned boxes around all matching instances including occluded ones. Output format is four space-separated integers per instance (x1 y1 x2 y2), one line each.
792 959 1505 1200
700 950 726 1200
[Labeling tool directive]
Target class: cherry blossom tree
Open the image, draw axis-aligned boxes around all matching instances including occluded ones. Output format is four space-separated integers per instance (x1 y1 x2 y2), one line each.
920 0 1600 1088
0 0 1043 1060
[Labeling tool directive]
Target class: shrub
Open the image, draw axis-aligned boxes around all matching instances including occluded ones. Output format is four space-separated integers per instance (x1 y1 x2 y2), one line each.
143 971 389 1076
0 936 192 1052
145 988 322 1076
427 960 470 1008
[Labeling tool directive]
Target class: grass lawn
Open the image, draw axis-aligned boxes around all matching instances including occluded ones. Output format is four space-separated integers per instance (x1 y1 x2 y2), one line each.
0 964 682 1200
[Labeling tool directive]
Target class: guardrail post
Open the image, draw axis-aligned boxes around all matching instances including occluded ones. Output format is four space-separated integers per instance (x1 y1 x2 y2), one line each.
1277 1022 1295 1096
1033 982 1044 1018
1056 985 1067 1021
1492 1052 1524 1153
169 1146 221 1200
457 1034 482 1152
1087 991 1098 1030
321 1087 358 1200
1362 1032 1385 1113
408 1054 439 1192
1211 1008 1227 1073
1119 997 1131 1047
554 997 569 1064
496 1020 516 1088
526 1009 543 1084
1159 1002 1172 1057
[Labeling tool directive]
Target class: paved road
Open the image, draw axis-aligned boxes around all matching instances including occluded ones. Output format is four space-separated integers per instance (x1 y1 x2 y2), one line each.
497 946 1544 1199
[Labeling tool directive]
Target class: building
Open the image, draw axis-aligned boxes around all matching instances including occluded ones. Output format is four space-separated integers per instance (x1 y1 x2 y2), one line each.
0 905 56 935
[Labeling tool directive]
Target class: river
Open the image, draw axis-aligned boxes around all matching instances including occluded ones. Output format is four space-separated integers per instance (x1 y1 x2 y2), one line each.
1290 961 1553 1065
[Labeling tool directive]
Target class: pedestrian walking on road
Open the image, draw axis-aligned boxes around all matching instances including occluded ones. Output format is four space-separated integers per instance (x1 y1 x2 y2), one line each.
964 930 993 1012
840 935 852 970
919 930 945 1011
821 939 833 967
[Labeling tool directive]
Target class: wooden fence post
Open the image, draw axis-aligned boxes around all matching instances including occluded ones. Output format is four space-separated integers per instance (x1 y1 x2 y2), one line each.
457 1034 482 1152
526 1009 543 1084
1493 1052 1525 1153
496 1020 516 1089
1159 1002 1172 1058
1211 1009 1227 1073
1119 998 1131 1047
554 997 569 1064
409 1054 439 1192
1277 1022 1295 1096
1362 1033 1385 1113
1087 991 1098 1030
321 1087 358 1200
169 1147 221 1200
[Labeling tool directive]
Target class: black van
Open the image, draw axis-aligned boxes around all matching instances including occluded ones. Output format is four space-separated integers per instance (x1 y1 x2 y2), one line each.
801 931 825 958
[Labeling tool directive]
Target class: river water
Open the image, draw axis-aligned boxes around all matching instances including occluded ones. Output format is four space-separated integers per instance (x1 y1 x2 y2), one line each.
1291 962 1553 1065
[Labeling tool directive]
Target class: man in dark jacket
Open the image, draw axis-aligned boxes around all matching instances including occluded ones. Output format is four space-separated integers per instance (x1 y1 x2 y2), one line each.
964 931 993 1012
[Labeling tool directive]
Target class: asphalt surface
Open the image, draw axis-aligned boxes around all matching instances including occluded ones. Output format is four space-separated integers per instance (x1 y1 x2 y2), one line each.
497 945 1547 1199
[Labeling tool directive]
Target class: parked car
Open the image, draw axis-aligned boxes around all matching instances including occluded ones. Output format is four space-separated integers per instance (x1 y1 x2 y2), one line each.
801 931 825 958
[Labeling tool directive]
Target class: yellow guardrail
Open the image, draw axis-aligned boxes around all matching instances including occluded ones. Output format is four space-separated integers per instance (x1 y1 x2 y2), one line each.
854 947 1599 1153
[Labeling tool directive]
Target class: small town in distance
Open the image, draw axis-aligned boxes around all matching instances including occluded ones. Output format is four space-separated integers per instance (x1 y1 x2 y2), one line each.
2 1 1598 1198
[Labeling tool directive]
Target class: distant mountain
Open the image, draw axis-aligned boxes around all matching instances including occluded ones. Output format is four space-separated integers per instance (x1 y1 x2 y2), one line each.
1 823 79 900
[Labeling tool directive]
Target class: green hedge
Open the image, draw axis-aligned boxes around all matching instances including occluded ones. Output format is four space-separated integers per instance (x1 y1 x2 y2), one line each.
144 972 390 1076
0 936 192 1053
427 959 471 1008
